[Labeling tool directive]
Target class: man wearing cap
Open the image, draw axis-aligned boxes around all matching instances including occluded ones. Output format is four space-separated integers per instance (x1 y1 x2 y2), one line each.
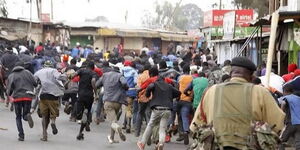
34 60 66 141
190 57 285 150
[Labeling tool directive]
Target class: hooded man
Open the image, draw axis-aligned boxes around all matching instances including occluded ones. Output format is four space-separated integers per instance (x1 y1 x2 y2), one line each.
7 61 37 141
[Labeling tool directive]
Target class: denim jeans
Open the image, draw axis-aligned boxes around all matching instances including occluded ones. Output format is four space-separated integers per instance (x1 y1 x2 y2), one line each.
177 100 192 133
141 109 171 145
168 100 178 126
132 100 139 125
135 102 151 135
14 101 31 137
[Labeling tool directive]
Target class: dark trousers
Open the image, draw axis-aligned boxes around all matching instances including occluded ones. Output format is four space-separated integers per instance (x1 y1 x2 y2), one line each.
135 102 151 135
132 100 139 125
62 93 77 117
95 93 104 119
168 100 177 126
14 101 31 137
177 100 192 133
76 99 93 122
280 124 300 150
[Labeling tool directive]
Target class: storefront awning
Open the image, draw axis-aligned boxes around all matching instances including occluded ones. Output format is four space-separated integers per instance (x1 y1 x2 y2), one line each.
160 33 195 42
98 28 117 36
117 29 159 38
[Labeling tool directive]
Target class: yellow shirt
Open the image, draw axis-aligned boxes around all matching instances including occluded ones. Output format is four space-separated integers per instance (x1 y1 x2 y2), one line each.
190 77 285 133
179 75 193 102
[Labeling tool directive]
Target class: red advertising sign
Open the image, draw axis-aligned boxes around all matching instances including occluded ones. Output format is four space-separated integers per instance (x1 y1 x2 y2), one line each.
203 9 254 27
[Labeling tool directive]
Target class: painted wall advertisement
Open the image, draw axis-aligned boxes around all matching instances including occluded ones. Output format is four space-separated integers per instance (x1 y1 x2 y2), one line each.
204 9 254 27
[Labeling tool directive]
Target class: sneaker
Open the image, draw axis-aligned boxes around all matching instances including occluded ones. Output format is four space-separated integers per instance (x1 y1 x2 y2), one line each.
76 133 84 140
26 114 34 128
64 103 72 115
18 135 24 141
40 136 47 142
85 124 91 132
94 118 100 125
126 128 131 134
117 127 126 141
183 133 189 145
107 135 119 144
69 117 76 122
176 135 184 142
134 131 140 137
137 141 145 150
147 137 152 146
51 124 58 135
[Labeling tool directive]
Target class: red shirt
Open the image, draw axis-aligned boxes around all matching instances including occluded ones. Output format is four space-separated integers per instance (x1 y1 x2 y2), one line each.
282 73 295 82
94 67 103 77
140 76 173 89
35 46 44 54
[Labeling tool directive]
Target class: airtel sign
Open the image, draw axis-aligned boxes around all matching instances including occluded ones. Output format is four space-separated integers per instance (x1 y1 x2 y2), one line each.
203 9 254 27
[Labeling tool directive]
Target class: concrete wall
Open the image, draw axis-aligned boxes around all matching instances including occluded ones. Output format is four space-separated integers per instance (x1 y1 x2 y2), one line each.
124 37 143 50
105 37 121 52
0 18 43 45
94 36 104 52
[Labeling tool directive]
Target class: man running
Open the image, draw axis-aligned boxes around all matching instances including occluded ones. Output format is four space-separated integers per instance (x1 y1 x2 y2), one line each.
96 66 128 144
34 60 66 141
7 61 37 141
72 61 97 140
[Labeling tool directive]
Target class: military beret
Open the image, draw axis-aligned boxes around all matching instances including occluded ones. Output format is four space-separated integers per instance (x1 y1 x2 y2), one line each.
231 57 256 71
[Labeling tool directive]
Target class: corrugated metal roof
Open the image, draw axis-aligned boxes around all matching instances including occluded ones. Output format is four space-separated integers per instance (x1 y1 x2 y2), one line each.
210 32 270 43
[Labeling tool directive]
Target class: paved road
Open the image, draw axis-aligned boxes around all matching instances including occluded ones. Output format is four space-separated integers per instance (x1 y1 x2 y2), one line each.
0 103 188 150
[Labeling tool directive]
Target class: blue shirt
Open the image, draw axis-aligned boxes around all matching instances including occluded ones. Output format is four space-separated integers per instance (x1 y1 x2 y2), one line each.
71 48 80 58
121 66 138 97
285 94 300 125
83 48 93 58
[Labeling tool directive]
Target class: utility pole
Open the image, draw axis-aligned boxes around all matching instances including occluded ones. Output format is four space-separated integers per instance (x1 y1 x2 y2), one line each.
219 0 222 10
51 0 53 20
27 0 32 47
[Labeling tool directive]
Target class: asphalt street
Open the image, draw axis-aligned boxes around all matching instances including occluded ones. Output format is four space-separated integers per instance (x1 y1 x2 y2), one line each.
0 102 188 150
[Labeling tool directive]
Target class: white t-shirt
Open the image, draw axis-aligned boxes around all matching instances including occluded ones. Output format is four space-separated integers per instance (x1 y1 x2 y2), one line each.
260 72 285 93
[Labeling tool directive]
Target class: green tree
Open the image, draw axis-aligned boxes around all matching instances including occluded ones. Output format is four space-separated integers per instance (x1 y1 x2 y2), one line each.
232 0 268 17
141 1 203 31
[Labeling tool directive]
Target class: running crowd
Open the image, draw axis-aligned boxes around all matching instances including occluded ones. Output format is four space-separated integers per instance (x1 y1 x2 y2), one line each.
1 41 300 150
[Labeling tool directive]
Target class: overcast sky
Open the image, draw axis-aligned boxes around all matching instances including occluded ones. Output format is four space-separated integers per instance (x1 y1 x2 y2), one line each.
6 0 234 25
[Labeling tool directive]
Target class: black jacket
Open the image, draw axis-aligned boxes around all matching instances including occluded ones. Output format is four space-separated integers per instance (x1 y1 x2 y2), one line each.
7 66 37 99
146 77 181 109
0 51 20 76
